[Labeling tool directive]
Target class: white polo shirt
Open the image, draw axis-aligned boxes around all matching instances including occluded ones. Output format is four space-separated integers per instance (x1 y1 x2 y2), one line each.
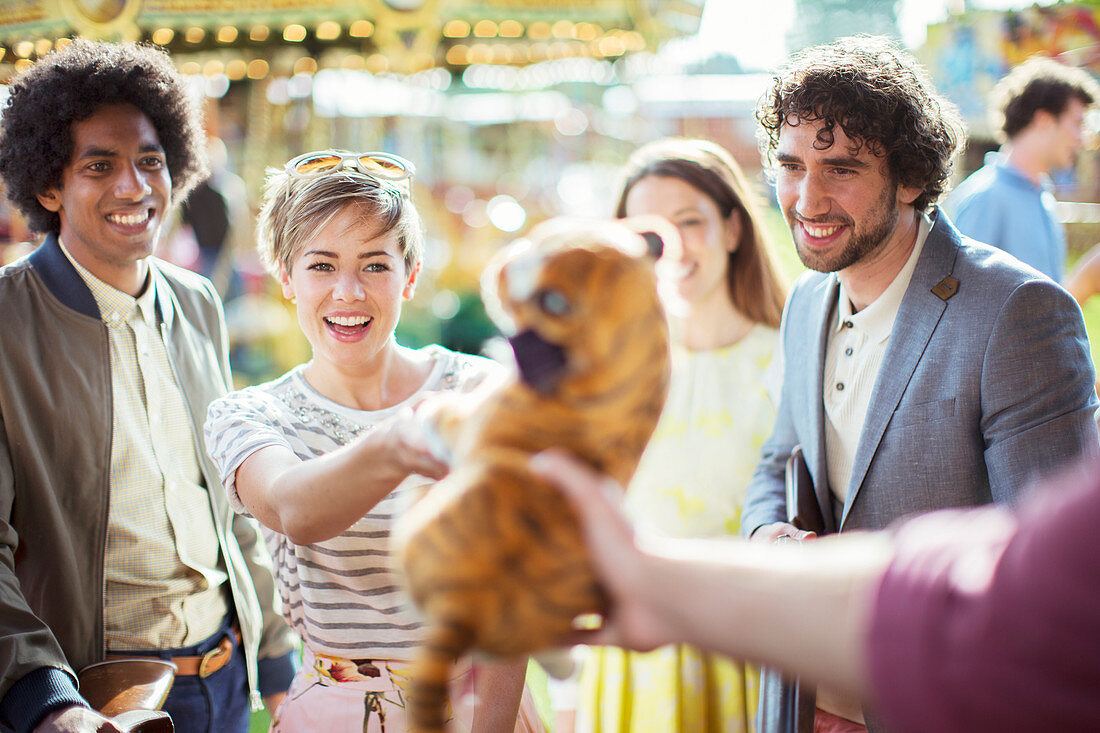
823 213 931 511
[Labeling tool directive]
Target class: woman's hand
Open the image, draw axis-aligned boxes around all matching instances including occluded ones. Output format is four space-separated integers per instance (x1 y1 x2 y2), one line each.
236 407 453 544
377 406 450 481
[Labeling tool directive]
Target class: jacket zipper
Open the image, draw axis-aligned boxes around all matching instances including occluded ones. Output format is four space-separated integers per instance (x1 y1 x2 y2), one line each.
159 318 263 711
99 322 112 662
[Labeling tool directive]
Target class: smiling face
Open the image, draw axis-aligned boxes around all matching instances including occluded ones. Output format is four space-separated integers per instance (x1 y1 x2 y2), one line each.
774 118 920 275
36 104 171 295
623 175 738 313
280 203 419 376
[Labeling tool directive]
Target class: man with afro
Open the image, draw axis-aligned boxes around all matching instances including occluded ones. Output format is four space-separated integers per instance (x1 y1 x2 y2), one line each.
0 40 297 733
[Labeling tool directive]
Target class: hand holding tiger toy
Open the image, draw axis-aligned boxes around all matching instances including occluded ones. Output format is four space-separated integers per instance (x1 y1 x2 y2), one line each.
393 218 672 732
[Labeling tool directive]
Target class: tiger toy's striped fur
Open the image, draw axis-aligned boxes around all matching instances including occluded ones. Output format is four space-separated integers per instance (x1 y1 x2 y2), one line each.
392 219 671 732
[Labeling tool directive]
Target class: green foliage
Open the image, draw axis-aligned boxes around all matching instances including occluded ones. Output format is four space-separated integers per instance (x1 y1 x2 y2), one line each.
1083 298 1100 377
759 202 804 282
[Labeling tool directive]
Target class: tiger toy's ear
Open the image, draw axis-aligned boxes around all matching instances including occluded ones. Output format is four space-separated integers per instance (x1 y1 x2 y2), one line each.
620 215 682 261
480 238 531 335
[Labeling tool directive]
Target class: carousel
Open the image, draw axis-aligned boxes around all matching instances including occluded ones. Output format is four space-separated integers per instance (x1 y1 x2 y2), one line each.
0 1 705 75
0 0 708 381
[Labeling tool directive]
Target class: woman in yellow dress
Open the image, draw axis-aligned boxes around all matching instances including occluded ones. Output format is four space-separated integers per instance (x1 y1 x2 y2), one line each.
570 138 788 733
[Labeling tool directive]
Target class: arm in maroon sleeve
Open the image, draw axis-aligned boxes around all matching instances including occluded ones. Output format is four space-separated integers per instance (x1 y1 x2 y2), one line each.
868 460 1100 733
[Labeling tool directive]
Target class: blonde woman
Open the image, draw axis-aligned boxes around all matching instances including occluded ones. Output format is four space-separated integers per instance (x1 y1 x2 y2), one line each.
204 151 543 731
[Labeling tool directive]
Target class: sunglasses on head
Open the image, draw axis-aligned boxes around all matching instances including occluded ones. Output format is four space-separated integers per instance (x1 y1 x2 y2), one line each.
285 150 416 183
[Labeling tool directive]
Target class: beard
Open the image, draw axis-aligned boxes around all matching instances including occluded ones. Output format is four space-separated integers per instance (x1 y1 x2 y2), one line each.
789 182 899 274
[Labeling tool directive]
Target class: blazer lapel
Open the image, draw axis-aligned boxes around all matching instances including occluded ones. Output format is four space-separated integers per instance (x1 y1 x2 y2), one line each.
840 213 961 528
803 274 840 534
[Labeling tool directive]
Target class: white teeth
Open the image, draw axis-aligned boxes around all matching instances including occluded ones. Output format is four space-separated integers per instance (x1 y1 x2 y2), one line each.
107 211 151 226
803 222 842 238
326 315 370 327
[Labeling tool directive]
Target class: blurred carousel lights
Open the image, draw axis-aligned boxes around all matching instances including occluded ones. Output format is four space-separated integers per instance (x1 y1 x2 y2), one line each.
247 59 270 80
430 289 461 320
554 107 589 136
473 20 498 38
293 57 318 76
316 21 341 41
205 74 230 99
225 59 248 81
349 20 374 38
266 76 291 105
444 186 476 215
288 72 313 98
486 195 526 233
462 58 615 91
97 17 644 101
443 20 471 38
462 199 490 229
499 20 524 38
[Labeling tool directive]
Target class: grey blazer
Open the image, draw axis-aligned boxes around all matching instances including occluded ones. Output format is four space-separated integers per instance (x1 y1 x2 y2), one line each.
743 210 1099 732
742 209 1099 537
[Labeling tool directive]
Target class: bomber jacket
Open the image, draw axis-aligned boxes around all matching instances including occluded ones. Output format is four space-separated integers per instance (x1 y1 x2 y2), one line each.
0 234 297 732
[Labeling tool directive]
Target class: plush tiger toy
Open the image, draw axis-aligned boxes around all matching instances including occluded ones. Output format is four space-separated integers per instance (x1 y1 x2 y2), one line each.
392 218 672 732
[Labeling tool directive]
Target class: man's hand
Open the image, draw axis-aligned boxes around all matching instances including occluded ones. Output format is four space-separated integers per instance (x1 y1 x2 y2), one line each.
34 705 123 733
750 521 817 544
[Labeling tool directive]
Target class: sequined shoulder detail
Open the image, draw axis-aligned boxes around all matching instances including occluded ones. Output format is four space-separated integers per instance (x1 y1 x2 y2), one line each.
437 353 471 390
277 379 373 446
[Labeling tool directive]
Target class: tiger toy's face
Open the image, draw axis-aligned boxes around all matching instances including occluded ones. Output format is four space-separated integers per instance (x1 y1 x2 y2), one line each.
486 222 663 397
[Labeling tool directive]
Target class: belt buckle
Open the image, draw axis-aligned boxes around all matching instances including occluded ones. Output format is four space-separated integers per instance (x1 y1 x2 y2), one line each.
198 635 232 678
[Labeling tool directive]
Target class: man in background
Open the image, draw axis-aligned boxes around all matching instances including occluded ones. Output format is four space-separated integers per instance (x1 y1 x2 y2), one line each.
946 56 1098 281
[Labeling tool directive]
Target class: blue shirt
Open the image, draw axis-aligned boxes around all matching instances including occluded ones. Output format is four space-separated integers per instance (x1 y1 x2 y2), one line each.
945 152 1065 281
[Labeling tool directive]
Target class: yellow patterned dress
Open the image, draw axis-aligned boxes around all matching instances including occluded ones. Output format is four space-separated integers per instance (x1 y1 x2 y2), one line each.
576 325 779 733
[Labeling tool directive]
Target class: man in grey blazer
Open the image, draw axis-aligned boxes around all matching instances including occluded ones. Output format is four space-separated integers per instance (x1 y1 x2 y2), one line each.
740 37 1100 731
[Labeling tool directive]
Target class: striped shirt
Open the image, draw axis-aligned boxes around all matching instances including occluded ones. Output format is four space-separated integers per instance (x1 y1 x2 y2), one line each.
59 241 228 650
204 346 500 660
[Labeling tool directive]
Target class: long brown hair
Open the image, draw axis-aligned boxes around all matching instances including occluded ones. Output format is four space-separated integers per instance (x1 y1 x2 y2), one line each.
615 138 786 329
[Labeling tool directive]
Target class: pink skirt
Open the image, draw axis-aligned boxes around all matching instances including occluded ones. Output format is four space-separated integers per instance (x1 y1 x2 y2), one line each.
271 648 546 732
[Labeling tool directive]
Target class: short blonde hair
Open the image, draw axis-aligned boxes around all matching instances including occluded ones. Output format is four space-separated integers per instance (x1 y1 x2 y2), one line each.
256 156 424 275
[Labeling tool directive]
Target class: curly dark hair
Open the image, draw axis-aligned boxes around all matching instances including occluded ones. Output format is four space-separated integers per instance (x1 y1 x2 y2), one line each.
0 39 208 233
993 56 1099 139
756 35 965 211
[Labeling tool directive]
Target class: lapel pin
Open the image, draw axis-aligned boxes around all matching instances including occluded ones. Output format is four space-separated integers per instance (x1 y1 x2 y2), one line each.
931 275 959 301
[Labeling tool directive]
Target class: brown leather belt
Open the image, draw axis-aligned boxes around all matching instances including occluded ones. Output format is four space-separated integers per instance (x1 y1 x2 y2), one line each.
106 628 240 678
